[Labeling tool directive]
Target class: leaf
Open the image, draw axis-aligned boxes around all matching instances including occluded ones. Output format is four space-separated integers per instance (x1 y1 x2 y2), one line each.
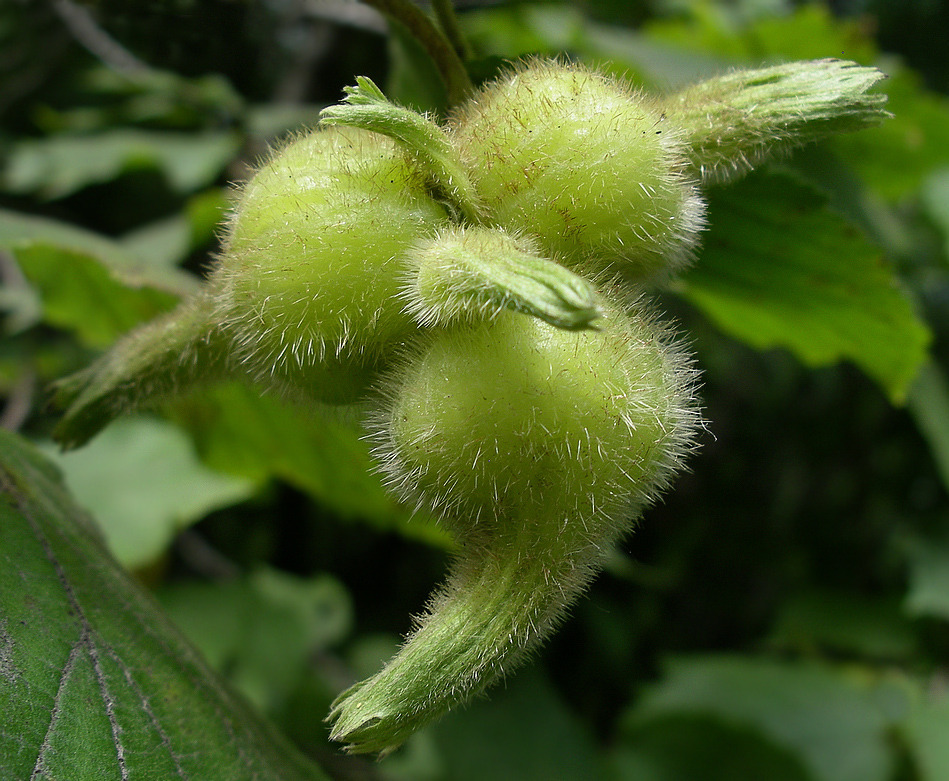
159 568 352 711
3 129 241 199
0 427 329 781
384 19 449 114
921 167 949 259
768 589 917 660
676 170 930 402
118 189 228 269
903 536 949 621
625 655 897 781
0 207 145 269
907 361 949 494
14 244 180 347
834 70 949 203
430 666 605 781
0 207 198 345
38 416 257 569
901 692 949 781
643 4 877 71
611 715 810 781
170 383 454 548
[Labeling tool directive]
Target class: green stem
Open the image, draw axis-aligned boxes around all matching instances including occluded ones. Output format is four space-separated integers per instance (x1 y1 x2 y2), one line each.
431 0 471 63
360 0 473 106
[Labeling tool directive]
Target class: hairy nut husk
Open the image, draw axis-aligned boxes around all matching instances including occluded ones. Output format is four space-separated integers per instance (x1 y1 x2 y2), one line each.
451 60 706 284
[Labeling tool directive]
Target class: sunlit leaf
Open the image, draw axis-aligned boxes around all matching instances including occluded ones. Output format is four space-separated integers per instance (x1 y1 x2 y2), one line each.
39 416 257 569
0 427 329 781
0 208 197 345
15 244 180 347
677 170 930 401
3 129 240 199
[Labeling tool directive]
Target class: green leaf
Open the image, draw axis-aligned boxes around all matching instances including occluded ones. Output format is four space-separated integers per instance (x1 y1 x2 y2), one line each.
0 427 329 781
431 666 605 781
0 207 198 346
170 383 453 548
245 104 325 142
117 214 194 269
159 568 352 711
907 361 949 494
3 129 241 199
38 416 257 569
118 188 228 269
0 207 145 269
611 715 810 781
834 70 949 203
461 5 586 62
901 692 949 781
676 170 930 402
768 589 916 660
921 167 949 259
903 536 949 621
14 244 180 347
626 655 897 781
385 18 449 115
643 4 877 68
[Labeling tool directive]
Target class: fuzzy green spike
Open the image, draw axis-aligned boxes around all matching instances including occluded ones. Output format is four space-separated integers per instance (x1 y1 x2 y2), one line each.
662 58 890 184
405 226 602 331
53 295 231 450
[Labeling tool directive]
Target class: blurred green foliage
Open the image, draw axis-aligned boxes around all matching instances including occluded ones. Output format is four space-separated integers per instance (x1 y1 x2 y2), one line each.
2 0 949 779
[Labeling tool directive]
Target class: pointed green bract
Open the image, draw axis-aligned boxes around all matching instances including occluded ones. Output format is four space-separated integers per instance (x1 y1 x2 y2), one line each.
320 77 482 221
663 59 889 184
406 225 601 330
54 294 231 449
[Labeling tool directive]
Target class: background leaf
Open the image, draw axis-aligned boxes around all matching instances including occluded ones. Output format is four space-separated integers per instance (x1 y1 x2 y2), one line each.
903 536 949 621
901 693 949 781
625 655 898 781
38 415 257 569
611 715 811 781
158 567 352 711
170 383 453 548
14 244 180 347
677 170 930 401
3 130 240 199
430 667 605 781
